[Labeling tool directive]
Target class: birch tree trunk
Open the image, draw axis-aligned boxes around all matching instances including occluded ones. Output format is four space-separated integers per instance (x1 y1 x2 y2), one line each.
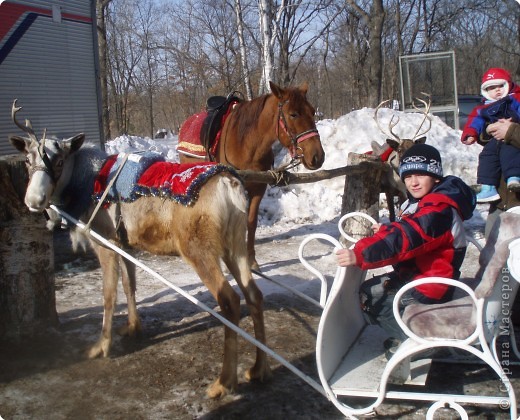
258 0 274 94
0 156 57 340
234 0 253 100
96 0 112 142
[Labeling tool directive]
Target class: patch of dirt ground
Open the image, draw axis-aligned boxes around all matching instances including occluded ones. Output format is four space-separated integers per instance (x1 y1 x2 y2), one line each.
0 221 519 419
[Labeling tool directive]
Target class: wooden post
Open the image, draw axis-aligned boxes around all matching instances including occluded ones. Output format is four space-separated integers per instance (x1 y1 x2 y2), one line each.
340 153 382 246
0 155 57 339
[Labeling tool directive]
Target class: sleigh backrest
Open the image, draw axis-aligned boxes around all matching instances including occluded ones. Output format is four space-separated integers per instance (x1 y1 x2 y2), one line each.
401 211 520 344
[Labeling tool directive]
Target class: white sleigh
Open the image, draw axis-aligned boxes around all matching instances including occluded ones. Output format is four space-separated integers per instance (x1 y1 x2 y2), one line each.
299 211 520 418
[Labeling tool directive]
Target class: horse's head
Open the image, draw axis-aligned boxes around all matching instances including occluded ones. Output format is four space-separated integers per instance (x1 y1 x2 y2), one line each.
9 100 85 212
269 81 325 170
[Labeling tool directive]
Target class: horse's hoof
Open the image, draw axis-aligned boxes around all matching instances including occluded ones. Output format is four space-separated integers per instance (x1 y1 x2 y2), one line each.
87 342 110 359
245 362 272 382
117 320 142 337
206 379 235 399
250 260 261 271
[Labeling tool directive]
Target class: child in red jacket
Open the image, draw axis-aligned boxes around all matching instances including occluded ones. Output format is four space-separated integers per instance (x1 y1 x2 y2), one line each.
461 67 520 203
336 144 476 351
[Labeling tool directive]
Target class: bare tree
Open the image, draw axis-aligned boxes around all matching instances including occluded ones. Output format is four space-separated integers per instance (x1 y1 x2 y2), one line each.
258 0 275 93
106 0 143 135
345 0 385 107
134 0 161 138
234 0 254 99
96 0 113 141
96 0 520 135
275 0 344 85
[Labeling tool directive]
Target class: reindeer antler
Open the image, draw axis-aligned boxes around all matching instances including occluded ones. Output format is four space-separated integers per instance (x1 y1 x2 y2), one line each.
410 92 432 140
11 99 39 145
374 100 401 142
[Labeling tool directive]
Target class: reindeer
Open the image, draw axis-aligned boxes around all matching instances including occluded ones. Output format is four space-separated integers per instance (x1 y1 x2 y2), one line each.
372 94 432 220
9 100 271 398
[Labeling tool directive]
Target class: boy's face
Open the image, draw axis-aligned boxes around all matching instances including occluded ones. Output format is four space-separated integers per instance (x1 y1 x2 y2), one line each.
403 173 439 199
485 83 507 100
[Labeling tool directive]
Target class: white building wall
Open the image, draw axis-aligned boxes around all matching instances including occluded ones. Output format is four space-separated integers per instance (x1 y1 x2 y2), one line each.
0 0 101 156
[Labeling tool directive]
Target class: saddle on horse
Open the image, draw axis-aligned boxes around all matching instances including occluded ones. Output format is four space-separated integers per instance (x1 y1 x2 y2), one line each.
200 92 242 159
177 91 242 160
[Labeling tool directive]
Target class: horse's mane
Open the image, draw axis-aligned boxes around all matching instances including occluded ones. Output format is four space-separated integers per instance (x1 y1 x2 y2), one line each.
233 93 271 141
231 87 309 143
61 143 107 220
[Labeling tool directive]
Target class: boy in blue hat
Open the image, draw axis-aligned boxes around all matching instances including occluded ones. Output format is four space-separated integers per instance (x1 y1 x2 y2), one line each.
337 143 476 352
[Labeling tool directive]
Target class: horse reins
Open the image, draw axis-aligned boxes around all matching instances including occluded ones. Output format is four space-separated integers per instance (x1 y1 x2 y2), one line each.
222 97 319 172
276 101 319 162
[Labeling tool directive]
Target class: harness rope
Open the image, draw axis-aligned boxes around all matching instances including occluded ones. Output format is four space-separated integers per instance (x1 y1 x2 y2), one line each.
84 153 129 232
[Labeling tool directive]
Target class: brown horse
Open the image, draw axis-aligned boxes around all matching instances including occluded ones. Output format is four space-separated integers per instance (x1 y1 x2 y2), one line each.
178 81 325 269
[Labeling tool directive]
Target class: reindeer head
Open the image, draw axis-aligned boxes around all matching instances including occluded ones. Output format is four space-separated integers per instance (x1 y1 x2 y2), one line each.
9 99 84 212
374 93 432 160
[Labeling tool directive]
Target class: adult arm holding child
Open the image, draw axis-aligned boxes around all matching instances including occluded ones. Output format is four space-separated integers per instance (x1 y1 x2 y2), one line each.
487 118 520 146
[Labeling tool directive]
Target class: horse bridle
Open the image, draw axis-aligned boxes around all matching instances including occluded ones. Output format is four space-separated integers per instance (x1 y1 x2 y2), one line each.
276 101 319 161
222 97 320 171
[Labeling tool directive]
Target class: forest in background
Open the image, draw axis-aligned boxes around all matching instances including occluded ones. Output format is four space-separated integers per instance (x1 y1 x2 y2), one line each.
95 0 520 139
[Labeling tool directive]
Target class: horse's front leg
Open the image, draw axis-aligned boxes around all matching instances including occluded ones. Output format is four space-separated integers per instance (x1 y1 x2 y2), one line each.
88 246 119 358
246 184 267 271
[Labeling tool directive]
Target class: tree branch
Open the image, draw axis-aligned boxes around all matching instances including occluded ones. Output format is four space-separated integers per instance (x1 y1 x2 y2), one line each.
235 161 386 186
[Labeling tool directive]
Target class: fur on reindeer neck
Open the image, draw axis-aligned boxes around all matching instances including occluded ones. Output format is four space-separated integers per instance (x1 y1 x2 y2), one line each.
59 144 107 221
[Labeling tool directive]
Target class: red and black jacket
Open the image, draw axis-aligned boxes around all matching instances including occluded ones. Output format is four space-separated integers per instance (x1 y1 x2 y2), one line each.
353 176 476 300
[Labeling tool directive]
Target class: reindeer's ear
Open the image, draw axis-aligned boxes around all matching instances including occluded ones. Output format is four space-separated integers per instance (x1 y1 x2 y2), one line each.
299 81 309 95
68 133 85 153
415 136 427 144
9 135 30 153
386 139 400 150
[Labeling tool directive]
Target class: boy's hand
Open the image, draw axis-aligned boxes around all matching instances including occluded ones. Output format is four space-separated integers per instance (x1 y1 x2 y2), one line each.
336 248 357 267
462 136 476 145
371 223 382 233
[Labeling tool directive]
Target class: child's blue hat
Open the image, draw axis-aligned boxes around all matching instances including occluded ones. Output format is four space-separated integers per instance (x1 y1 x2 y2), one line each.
399 143 443 180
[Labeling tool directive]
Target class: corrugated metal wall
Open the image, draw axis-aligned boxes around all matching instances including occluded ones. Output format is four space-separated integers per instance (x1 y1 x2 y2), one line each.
0 0 102 156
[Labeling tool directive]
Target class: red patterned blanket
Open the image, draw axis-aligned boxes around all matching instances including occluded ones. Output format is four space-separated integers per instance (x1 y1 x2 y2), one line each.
93 156 239 206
